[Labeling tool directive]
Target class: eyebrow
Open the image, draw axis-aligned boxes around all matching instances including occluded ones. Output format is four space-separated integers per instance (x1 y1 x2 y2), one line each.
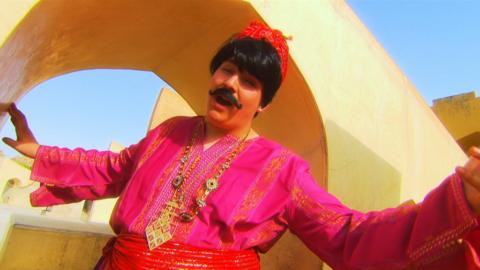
224 59 260 84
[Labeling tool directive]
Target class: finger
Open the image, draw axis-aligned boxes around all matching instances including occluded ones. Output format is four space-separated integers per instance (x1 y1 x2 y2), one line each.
456 166 473 187
8 105 27 127
5 103 13 115
457 165 480 191
0 103 10 113
456 165 466 176
7 105 16 119
469 147 480 159
8 102 17 112
9 103 20 117
2 137 18 149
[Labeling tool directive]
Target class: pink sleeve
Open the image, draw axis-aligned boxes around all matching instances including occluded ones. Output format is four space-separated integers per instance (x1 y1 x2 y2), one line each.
29 116 185 207
29 142 139 206
286 161 480 269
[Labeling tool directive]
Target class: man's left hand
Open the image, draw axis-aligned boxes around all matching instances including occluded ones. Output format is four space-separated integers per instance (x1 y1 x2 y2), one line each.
456 147 480 214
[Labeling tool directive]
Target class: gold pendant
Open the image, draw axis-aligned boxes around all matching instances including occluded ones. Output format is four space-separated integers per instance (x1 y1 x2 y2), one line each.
145 200 180 250
179 212 194 222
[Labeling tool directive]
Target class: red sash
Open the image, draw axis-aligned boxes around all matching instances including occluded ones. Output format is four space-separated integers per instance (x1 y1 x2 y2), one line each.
98 234 260 270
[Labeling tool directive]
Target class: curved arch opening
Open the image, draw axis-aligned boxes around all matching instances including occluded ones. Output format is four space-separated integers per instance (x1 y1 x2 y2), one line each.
0 69 165 157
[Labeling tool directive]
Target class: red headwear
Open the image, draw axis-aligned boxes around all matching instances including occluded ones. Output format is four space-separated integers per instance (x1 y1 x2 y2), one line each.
236 21 289 81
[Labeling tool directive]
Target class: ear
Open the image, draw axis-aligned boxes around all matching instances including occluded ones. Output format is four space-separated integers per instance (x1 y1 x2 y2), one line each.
257 104 270 113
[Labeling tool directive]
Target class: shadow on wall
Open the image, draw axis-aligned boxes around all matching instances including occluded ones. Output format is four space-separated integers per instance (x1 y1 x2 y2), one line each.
325 120 402 211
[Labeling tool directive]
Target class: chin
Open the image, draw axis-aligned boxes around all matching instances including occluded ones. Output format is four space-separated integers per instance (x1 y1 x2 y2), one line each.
205 109 227 124
207 110 239 131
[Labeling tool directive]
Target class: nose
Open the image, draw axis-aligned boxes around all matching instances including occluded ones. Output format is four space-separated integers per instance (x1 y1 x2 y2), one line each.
223 73 239 92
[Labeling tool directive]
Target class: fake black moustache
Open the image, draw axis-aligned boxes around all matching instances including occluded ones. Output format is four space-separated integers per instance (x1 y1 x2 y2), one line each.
208 88 243 109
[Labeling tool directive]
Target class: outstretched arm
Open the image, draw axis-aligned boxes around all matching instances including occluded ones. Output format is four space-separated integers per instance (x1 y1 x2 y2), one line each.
27 116 182 206
286 158 480 270
1 103 139 204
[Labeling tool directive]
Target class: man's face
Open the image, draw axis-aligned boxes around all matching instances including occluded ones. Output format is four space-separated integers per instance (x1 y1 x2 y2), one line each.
206 60 263 131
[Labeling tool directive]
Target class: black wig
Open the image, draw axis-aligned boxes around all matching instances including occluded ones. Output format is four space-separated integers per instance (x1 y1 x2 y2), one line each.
210 37 282 107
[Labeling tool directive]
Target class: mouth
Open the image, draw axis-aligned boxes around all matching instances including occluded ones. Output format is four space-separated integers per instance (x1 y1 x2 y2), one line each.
209 88 242 109
215 95 233 107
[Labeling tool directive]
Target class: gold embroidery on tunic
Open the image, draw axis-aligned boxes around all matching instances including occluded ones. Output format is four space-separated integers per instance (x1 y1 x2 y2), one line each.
221 151 289 249
408 178 476 265
137 117 179 169
291 184 346 227
131 153 181 232
232 151 289 224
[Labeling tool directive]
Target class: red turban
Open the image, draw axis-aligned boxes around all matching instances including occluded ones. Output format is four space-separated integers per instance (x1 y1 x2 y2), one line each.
236 21 289 81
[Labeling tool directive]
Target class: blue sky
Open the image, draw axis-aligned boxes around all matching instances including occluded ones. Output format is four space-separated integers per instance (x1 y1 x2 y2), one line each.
1 1 479 157
348 0 479 102
0 70 165 157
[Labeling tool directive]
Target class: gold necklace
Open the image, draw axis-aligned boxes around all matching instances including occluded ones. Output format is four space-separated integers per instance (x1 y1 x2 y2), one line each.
146 122 250 250
178 133 248 222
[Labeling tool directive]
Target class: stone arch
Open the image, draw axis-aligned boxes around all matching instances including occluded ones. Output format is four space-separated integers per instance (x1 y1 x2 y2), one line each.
0 1 327 269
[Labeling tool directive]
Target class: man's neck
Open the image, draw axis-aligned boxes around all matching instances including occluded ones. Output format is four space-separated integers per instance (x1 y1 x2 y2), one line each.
203 120 254 148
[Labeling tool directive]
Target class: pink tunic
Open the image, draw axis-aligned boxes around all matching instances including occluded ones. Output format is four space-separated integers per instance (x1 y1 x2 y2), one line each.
30 116 480 269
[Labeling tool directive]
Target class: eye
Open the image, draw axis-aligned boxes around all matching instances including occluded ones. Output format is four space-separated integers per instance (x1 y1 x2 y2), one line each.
220 67 233 75
240 74 260 89
243 78 256 88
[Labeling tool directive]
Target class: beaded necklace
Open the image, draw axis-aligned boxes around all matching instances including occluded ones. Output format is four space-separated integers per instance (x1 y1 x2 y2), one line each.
146 121 250 250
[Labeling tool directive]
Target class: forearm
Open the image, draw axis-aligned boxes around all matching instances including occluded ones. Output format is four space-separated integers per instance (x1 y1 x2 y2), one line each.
22 142 39 158
27 143 138 206
31 145 134 187
288 173 479 269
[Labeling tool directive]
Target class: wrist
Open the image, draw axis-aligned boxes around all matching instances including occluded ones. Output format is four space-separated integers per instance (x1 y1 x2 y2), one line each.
20 142 40 158
463 179 480 215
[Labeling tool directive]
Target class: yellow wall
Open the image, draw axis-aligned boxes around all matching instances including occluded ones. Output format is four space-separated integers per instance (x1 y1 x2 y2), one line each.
0 0 38 46
0 0 39 119
0 156 31 191
432 92 480 152
148 87 197 130
0 155 38 211
0 155 86 219
1 226 109 270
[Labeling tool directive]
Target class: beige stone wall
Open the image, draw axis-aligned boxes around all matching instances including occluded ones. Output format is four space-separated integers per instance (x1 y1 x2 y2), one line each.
0 156 32 193
1 226 109 270
0 155 86 219
0 0 38 46
0 206 114 268
432 92 480 152
148 87 197 130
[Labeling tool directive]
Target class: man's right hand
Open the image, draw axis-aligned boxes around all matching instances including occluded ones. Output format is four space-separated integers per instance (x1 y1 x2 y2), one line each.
2 103 39 158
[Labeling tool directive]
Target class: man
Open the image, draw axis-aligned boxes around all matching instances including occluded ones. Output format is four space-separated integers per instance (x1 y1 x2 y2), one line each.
3 21 480 270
